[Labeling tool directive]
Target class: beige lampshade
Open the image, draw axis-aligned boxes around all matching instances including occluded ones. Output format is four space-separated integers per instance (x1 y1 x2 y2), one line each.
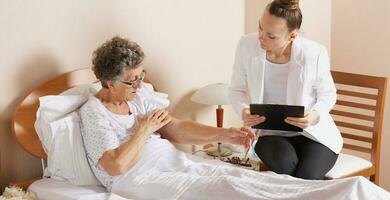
190 83 230 106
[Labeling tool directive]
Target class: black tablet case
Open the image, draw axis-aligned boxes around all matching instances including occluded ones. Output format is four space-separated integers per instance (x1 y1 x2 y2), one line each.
250 104 305 132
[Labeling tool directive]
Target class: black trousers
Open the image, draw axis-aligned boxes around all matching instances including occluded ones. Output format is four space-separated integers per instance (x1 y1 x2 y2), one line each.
255 135 338 180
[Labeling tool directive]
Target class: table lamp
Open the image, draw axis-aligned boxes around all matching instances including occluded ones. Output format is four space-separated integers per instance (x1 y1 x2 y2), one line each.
190 83 232 157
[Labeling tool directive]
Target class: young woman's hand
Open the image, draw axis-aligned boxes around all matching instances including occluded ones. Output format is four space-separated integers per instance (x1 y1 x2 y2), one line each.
242 108 266 127
222 127 256 149
137 109 172 134
284 110 319 129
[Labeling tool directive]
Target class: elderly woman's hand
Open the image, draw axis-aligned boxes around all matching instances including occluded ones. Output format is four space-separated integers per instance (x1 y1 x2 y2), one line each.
137 109 172 134
284 110 319 129
223 126 256 149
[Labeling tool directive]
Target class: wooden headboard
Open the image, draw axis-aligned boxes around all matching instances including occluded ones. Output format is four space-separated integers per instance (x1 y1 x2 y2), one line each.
10 68 97 159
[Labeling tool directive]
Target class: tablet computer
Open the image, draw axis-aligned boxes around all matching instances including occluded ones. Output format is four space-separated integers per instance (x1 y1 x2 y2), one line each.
249 104 305 132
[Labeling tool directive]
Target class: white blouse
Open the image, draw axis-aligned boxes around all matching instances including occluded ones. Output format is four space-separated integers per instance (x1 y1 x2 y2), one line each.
262 59 300 137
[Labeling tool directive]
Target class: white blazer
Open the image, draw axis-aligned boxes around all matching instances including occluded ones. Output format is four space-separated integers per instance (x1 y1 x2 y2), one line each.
229 33 342 153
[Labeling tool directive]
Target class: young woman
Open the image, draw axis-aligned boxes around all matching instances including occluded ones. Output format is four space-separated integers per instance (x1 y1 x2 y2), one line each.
229 0 342 180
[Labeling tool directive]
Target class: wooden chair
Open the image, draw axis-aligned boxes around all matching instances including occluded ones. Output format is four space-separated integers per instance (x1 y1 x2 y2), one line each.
10 68 97 189
324 70 387 185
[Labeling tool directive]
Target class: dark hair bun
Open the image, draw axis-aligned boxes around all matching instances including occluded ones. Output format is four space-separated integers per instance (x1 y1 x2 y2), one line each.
268 0 302 31
276 0 299 10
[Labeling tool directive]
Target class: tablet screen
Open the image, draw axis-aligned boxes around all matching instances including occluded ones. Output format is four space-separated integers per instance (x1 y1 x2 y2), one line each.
249 104 305 132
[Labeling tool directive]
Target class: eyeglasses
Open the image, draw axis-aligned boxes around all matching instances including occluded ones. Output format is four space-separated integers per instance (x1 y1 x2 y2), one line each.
120 70 146 89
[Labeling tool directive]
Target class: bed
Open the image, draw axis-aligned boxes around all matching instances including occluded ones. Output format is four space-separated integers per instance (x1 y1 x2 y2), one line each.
10 68 390 199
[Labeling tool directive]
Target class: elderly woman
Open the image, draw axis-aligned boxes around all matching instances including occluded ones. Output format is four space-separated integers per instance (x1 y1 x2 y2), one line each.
80 36 389 200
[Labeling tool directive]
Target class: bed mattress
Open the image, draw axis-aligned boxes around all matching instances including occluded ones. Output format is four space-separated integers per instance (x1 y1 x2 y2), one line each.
28 178 129 200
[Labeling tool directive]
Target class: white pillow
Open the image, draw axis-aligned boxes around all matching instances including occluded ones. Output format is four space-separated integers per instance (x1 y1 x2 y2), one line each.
34 82 102 185
47 111 100 185
35 95 88 153
35 83 102 153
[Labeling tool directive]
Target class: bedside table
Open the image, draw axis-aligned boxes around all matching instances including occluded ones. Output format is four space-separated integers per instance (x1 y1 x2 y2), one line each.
193 149 268 171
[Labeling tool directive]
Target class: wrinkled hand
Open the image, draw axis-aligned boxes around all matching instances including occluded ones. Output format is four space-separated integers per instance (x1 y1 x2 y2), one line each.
284 110 319 129
137 109 172 134
223 126 256 149
242 108 266 127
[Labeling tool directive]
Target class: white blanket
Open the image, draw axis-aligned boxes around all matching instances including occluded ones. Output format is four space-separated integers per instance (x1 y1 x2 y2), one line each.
111 139 390 200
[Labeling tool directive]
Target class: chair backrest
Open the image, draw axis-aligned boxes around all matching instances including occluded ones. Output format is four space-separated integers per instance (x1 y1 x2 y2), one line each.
11 68 97 159
330 70 387 167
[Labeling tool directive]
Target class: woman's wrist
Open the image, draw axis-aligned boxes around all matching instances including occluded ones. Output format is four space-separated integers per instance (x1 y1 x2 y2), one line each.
310 110 320 126
217 128 237 143
210 128 229 143
133 125 151 141
241 107 250 117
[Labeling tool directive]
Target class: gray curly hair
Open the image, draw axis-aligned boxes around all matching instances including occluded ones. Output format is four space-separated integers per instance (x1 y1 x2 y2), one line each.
92 36 145 88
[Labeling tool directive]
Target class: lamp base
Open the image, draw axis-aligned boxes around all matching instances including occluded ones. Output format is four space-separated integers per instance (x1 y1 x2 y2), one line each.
205 143 232 157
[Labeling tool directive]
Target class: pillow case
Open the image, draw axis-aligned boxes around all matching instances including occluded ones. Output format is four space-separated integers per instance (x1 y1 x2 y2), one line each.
47 111 100 185
35 82 102 153
34 82 102 185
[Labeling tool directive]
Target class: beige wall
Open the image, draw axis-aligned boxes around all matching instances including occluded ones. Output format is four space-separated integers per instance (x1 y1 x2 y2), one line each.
0 0 245 191
245 0 332 51
331 0 390 190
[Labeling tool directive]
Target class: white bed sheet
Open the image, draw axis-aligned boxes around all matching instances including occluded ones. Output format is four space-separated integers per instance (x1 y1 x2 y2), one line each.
28 178 129 200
